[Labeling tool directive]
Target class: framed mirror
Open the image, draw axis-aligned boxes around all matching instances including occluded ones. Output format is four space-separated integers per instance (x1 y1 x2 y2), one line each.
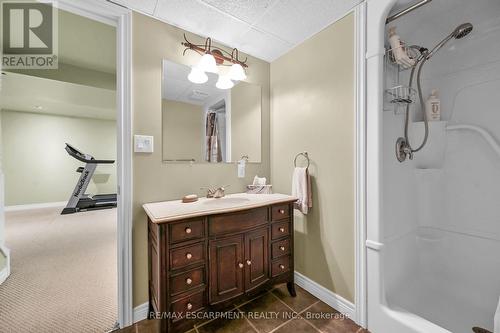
162 60 262 163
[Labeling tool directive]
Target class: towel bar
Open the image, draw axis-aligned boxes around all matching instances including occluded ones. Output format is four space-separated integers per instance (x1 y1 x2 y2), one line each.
294 152 310 168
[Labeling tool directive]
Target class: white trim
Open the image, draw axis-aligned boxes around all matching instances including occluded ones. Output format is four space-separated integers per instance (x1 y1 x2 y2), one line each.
294 271 356 320
354 2 367 328
116 7 134 327
0 245 10 285
56 0 134 329
133 302 149 323
5 201 66 212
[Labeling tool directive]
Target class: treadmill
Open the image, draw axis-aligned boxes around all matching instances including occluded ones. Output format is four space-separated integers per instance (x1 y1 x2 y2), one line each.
61 143 117 215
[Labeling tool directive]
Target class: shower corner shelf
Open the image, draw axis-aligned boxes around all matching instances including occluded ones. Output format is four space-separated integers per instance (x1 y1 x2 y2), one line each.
386 85 416 105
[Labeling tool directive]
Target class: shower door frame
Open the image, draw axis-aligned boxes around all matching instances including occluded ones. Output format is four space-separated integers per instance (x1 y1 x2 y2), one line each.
365 0 451 332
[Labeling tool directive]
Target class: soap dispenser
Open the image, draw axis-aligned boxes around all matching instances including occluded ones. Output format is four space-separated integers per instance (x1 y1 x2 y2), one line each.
425 89 441 121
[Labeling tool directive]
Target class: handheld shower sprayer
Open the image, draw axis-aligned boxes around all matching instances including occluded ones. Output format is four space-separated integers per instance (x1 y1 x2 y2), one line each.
395 23 473 162
426 23 473 59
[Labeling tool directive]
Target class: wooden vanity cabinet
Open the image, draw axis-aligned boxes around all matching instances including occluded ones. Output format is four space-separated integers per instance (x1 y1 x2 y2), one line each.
147 200 296 333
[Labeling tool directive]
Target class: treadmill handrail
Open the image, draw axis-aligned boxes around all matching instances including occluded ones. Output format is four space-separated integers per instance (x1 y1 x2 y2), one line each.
65 144 115 164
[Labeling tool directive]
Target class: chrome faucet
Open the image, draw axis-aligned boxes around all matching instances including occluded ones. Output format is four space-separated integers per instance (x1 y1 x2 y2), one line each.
201 185 229 198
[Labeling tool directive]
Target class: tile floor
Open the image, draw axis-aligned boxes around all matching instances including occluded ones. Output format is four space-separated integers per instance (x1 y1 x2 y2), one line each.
118 284 369 333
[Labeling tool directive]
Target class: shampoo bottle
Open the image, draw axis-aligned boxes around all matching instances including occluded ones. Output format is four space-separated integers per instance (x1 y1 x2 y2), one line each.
426 89 441 121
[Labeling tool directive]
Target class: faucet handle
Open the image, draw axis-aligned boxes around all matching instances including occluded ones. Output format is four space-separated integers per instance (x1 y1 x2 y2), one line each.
200 187 216 198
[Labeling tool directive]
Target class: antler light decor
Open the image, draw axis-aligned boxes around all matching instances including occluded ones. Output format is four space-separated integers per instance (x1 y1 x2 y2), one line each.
182 34 248 89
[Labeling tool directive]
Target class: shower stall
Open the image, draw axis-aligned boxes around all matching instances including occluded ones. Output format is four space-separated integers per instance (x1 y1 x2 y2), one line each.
366 0 500 332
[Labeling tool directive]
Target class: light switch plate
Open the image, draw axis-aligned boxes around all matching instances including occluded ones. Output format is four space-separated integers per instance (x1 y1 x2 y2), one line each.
134 135 154 153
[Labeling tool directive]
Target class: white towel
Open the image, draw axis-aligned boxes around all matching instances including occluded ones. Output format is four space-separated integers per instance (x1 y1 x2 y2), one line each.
495 296 500 333
292 167 312 214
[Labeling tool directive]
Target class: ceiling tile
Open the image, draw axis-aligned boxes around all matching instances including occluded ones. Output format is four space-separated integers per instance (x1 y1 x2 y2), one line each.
254 0 361 46
112 0 158 15
199 0 277 24
237 27 293 62
155 0 251 44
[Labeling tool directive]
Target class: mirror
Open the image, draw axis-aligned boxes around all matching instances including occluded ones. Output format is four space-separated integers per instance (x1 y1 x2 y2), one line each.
162 60 262 163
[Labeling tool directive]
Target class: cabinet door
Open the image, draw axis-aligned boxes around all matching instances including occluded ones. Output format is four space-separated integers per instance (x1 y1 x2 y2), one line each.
244 227 269 291
209 235 244 304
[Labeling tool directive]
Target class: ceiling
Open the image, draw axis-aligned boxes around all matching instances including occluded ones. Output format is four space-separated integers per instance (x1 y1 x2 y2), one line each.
0 73 116 120
109 0 361 62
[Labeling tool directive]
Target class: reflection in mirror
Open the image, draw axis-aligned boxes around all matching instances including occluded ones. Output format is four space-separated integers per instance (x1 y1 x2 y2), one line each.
162 60 261 163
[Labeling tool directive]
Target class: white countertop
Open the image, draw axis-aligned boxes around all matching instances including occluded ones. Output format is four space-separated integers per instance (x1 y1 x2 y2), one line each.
143 193 297 223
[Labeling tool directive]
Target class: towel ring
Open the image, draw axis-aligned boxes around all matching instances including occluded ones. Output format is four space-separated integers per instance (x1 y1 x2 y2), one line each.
294 152 310 168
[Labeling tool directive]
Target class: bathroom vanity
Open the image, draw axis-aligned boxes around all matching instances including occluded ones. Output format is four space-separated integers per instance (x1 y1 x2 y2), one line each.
143 193 297 332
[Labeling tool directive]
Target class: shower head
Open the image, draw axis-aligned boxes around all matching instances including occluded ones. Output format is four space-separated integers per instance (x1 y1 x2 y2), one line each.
426 23 473 59
453 23 473 39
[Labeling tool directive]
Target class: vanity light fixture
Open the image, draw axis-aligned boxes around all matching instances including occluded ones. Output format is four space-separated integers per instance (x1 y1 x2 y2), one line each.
198 53 218 73
182 34 248 88
216 74 234 90
188 66 208 84
228 63 246 81
227 49 247 81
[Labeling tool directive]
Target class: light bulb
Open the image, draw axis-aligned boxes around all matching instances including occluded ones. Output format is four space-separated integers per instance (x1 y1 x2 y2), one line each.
228 63 246 81
216 74 234 90
187 66 208 84
198 53 218 73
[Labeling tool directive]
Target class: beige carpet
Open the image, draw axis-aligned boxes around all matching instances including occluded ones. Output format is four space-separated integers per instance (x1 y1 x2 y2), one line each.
0 207 117 333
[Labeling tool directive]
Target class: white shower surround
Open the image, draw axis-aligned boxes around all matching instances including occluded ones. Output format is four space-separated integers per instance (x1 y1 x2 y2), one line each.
366 0 500 332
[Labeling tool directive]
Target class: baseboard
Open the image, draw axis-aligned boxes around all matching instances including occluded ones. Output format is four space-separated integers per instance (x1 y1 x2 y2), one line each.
0 245 11 285
133 302 149 323
294 271 356 320
5 201 67 212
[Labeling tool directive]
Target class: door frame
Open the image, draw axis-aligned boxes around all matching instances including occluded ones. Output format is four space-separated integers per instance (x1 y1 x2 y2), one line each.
354 1 367 328
55 0 133 328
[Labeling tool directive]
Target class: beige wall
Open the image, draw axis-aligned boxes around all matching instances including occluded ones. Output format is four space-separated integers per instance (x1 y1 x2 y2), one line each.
0 248 5 273
162 100 204 162
1 110 117 206
270 13 355 302
132 12 271 307
231 83 262 162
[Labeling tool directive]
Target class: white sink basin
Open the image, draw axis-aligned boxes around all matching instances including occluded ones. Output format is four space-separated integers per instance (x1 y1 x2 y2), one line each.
202 197 251 205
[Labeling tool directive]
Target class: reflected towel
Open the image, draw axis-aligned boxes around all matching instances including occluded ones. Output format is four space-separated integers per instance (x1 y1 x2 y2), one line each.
292 167 312 214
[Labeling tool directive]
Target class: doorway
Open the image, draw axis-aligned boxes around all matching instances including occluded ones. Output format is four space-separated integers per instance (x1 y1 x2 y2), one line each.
0 0 132 330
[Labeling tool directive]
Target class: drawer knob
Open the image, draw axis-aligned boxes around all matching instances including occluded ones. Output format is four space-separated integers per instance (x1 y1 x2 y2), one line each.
186 302 193 311
279 209 285 214
246 260 252 266
279 246 285 251
186 252 193 260
279 227 285 233
186 278 193 285
185 227 192 234
279 264 285 270
238 262 244 268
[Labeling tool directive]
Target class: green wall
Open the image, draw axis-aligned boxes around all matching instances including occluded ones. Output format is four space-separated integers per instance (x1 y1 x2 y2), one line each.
271 13 356 302
1 110 117 206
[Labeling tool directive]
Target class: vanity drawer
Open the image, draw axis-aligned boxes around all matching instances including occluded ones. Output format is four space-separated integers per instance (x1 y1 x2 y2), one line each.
271 204 290 221
170 267 205 298
271 238 291 259
170 290 206 322
271 221 291 240
209 207 268 236
169 218 205 244
271 256 291 277
170 242 206 270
